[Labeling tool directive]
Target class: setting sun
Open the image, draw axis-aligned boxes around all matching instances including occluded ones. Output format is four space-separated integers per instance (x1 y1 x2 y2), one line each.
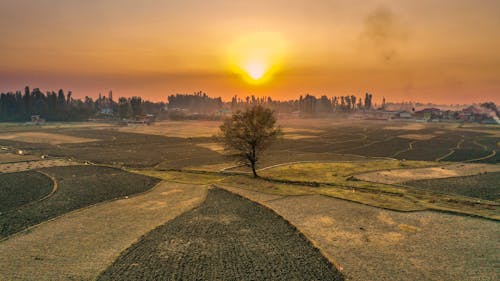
227 32 287 85
243 61 267 81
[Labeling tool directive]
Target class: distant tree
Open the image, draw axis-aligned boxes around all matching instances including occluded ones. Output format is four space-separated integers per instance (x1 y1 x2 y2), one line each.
218 105 282 177
118 97 129 119
130 96 142 116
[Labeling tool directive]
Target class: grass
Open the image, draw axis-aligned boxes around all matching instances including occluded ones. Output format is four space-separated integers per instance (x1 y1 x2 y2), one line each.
405 172 500 201
209 160 500 220
0 165 159 239
129 169 226 185
0 171 53 213
259 160 436 184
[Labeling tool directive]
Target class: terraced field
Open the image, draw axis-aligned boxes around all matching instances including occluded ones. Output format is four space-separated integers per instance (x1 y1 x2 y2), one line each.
0 165 159 238
98 188 343 281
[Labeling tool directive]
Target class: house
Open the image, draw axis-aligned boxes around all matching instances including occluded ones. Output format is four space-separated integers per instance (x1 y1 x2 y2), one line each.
30 115 45 125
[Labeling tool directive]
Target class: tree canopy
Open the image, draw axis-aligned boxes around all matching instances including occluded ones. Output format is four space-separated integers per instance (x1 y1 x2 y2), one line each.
218 105 281 177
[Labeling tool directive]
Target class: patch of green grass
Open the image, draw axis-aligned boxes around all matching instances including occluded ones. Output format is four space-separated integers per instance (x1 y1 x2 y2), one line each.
0 171 53 213
259 160 436 184
0 165 159 239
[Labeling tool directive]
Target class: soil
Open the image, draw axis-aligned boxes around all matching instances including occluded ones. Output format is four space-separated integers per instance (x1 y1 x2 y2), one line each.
398 134 436 140
0 165 159 238
98 188 344 281
355 163 500 184
0 182 207 281
0 159 80 173
406 172 500 201
0 132 97 144
0 171 53 213
220 185 500 281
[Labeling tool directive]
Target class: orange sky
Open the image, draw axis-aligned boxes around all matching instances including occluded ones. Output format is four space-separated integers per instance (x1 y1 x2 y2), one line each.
1 0 499 104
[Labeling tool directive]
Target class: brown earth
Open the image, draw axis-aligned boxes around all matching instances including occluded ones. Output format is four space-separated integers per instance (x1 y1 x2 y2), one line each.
355 163 500 184
0 182 207 281
220 185 499 281
0 153 40 163
0 132 97 145
0 159 80 173
398 134 436 140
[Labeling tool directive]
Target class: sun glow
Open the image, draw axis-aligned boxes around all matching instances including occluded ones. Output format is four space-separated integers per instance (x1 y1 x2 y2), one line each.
244 61 267 80
227 32 287 85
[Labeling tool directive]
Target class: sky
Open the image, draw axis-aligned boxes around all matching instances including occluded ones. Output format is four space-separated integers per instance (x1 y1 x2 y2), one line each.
1 0 499 104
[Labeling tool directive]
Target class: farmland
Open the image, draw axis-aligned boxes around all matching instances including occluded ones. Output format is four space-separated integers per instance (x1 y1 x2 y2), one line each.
0 119 498 281
98 188 343 281
0 165 159 238
406 172 500 201
0 171 53 213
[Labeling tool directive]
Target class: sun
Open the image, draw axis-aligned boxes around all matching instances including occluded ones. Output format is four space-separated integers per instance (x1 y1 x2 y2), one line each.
227 32 287 85
244 61 267 80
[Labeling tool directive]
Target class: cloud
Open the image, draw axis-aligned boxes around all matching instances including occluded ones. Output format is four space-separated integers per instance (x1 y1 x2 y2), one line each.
359 5 410 62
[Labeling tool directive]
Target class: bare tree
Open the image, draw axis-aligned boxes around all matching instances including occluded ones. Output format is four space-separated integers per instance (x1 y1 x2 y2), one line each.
218 105 281 177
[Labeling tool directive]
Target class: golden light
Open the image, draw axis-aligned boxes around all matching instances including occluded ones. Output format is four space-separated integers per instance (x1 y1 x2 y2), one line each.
227 32 287 85
244 61 267 80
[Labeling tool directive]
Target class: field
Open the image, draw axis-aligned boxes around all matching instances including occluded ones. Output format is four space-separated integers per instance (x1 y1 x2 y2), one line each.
98 188 343 281
406 172 500 201
0 165 159 238
0 119 498 280
0 171 53 213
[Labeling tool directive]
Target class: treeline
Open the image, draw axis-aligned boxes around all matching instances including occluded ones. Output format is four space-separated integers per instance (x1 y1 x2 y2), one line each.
167 91 223 114
0 86 379 121
229 93 375 114
0 87 164 121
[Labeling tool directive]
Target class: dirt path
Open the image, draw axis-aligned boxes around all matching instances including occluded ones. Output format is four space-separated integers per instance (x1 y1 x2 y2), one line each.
220 185 500 281
0 182 207 281
355 163 500 184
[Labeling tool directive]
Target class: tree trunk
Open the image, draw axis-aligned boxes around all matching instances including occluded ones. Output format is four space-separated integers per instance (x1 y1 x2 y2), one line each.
250 161 258 178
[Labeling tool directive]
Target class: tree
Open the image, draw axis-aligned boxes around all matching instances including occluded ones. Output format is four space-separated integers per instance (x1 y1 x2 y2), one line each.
218 105 281 177
130 96 142 116
118 97 129 119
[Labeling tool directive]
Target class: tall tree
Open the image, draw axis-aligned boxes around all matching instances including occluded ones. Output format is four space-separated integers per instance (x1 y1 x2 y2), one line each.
218 105 282 177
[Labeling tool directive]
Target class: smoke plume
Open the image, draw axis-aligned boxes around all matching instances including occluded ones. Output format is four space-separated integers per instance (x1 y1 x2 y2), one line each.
360 5 410 62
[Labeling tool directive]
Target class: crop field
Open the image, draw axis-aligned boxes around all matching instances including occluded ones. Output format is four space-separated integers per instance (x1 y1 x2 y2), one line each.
406 172 500 201
0 165 159 238
0 171 53 213
0 120 498 281
220 186 499 281
98 188 343 281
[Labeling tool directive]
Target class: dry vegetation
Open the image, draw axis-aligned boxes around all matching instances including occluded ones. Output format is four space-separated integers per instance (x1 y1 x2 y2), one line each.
0 182 207 280
355 163 500 184
220 186 499 281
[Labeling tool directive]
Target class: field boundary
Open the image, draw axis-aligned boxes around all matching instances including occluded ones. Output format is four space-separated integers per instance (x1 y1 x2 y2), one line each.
436 137 464 161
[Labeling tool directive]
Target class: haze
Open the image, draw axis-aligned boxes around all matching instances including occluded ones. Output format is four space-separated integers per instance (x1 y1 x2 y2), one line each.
1 0 499 103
